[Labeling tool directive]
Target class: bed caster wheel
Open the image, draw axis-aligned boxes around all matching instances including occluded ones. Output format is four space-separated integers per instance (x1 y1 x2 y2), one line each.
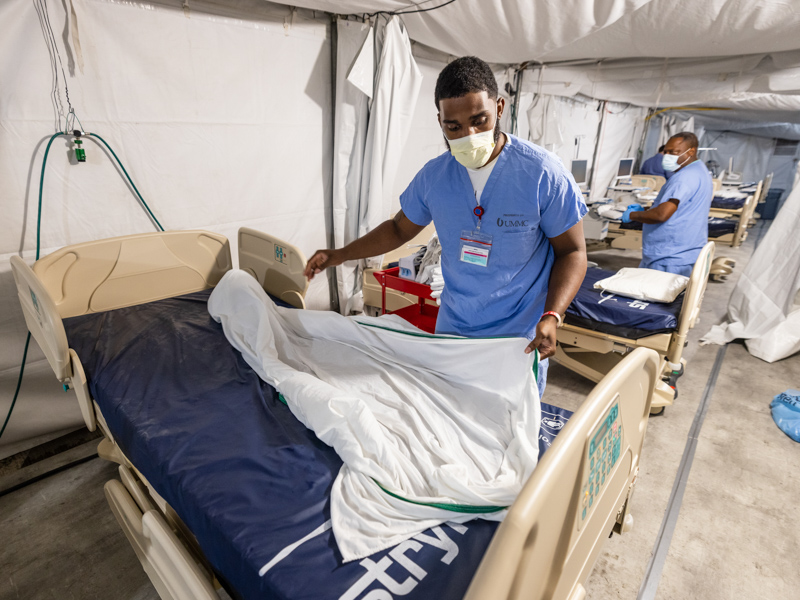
649 406 665 416
710 257 736 282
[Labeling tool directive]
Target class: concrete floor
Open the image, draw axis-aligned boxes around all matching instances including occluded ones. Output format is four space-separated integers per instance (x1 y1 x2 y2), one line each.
1 224 798 600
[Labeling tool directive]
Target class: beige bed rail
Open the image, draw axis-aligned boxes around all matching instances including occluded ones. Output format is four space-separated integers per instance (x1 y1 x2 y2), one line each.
466 347 659 600
665 241 714 366
238 227 308 309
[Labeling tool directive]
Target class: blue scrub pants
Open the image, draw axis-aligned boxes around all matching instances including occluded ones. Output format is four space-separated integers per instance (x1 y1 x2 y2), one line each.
537 358 549 399
639 258 693 278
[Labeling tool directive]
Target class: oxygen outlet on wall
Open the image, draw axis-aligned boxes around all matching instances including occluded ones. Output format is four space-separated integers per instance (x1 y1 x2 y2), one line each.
72 130 86 163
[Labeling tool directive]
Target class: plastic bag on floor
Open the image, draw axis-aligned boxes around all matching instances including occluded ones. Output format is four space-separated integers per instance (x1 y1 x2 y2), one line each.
770 389 800 442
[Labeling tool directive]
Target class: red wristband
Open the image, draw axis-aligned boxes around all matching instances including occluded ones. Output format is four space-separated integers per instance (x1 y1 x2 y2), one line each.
540 311 562 328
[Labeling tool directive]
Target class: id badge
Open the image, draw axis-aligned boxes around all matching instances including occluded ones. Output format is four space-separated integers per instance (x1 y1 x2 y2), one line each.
459 230 493 267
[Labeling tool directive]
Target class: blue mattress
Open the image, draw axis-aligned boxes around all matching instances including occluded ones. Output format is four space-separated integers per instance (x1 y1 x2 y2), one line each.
620 217 736 238
711 196 746 210
64 289 571 600
708 217 737 238
566 268 683 339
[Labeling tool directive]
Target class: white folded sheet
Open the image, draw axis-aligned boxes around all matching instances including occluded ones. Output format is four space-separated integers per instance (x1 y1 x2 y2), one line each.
208 270 541 561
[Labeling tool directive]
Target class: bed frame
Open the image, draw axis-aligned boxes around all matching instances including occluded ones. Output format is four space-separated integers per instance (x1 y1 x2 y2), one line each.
555 242 714 414
10 230 660 600
708 180 761 248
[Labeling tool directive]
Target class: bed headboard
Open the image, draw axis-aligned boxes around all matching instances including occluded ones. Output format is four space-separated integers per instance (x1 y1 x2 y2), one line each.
465 347 659 600
630 175 656 191
238 227 308 309
10 230 231 381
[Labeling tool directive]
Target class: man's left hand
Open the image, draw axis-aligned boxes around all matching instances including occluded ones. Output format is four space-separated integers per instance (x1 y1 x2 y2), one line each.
525 316 559 359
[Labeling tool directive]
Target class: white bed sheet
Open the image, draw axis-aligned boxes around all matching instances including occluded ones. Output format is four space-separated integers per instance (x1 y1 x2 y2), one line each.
208 270 541 561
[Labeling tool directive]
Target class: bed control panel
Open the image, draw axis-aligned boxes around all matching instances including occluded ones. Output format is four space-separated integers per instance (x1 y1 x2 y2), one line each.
579 402 622 527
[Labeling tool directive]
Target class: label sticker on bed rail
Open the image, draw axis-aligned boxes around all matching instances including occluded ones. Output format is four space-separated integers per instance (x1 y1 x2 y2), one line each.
274 244 288 264
580 403 622 527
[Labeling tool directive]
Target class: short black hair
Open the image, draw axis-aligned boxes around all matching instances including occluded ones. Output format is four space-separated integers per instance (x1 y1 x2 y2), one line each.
434 56 498 109
670 132 699 150
658 145 666 152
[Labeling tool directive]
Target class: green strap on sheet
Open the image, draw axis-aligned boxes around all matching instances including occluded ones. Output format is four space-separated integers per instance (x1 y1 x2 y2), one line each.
356 321 541 380
372 479 507 514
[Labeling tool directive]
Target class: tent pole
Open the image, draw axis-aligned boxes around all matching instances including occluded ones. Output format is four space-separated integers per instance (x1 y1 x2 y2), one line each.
636 108 655 169
327 15 341 312
588 100 607 201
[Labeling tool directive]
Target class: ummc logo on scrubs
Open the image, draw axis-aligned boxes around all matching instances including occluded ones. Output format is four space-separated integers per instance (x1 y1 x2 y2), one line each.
497 218 529 228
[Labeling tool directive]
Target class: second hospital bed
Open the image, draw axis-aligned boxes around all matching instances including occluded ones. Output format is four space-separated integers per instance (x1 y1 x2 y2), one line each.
11 229 661 600
601 180 761 250
555 242 714 414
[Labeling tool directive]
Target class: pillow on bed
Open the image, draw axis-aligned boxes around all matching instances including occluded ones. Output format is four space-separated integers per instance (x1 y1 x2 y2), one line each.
593 268 689 303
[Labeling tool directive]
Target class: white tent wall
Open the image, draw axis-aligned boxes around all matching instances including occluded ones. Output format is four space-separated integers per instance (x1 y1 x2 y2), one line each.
524 93 602 182
332 15 423 313
702 163 800 362
0 0 334 453
388 54 448 212
589 103 648 201
355 17 422 250
765 144 800 212
701 130 777 183
332 18 372 314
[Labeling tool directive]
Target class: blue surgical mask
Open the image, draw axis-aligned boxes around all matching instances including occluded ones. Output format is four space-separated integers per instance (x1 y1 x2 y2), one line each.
662 148 690 172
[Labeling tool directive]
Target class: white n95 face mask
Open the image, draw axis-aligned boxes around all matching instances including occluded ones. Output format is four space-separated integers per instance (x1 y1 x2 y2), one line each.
662 148 689 172
446 129 496 169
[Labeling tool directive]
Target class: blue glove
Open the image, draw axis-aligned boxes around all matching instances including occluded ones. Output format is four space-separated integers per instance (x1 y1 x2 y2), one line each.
621 204 644 223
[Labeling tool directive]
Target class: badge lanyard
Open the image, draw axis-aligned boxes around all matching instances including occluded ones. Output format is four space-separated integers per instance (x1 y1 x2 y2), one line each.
460 192 493 267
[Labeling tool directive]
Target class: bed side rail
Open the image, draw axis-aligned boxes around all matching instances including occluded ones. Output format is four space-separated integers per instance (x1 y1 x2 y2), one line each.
10 255 72 381
104 479 218 600
733 181 762 247
30 230 231 319
465 347 659 600
238 227 308 308
676 241 715 338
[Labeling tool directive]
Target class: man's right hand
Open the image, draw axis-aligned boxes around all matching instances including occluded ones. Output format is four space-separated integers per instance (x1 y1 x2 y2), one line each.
304 249 344 280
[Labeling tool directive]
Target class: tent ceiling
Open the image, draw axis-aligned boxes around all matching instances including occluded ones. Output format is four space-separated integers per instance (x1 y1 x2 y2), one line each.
277 0 800 121
285 1 800 64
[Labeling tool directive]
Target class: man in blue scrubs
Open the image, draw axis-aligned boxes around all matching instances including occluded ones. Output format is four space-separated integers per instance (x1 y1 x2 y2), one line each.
305 57 588 395
624 132 712 277
639 145 670 179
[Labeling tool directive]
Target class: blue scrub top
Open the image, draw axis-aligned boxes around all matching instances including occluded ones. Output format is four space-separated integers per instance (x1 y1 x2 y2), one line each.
640 153 670 179
400 134 587 340
641 160 712 271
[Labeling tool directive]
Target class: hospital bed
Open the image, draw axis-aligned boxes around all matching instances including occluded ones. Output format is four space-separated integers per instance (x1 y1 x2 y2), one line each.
555 242 714 414
11 229 661 600
596 179 760 252
706 180 761 247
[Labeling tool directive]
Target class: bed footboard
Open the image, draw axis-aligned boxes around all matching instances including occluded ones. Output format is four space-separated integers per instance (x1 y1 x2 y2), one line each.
465 347 660 600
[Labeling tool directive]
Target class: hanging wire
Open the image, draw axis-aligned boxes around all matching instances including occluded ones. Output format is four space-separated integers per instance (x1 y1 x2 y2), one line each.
362 0 458 19
32 0 63 131
33 0 73 133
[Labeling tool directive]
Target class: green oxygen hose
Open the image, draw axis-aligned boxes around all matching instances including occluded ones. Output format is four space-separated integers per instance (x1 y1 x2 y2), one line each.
0 334 30 440
88 133 164 232
1 130 164 441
